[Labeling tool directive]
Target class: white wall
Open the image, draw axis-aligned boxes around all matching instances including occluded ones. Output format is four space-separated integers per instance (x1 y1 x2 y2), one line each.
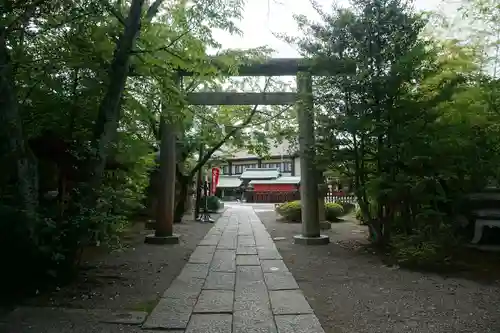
294 157 301 176
218 157 296 175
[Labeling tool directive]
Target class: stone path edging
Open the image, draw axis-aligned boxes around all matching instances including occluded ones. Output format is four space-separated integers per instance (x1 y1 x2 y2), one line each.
143 206 326 333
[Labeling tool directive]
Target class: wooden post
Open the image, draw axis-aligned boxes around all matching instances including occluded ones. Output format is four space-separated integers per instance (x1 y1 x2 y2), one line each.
293 72 329 245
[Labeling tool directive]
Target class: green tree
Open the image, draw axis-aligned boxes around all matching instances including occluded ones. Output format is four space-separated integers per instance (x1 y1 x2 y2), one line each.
293 0 500 261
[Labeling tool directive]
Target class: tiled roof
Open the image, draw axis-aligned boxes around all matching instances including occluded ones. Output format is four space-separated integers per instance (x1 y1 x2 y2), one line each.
249 176 301 185
239 168 280 180
217 176 243 188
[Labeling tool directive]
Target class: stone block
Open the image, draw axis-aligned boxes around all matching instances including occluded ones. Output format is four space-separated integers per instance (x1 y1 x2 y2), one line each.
269 290 313 315
274 314 325 333
236 246 257 255
177 263 210 280
189 245 216 263
210 250 236 272
260 260 289 273
264 272 299 290
193 290 234 313
203 272 235 290
142 297 196 329
236 255 260 266
185 314 232 333
163 276 204 299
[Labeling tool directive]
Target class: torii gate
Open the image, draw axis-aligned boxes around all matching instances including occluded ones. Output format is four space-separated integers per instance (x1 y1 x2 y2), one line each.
145 57 352 245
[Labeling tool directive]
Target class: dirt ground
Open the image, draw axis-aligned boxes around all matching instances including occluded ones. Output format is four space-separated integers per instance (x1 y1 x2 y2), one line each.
257 210 500 333
18 214 216 313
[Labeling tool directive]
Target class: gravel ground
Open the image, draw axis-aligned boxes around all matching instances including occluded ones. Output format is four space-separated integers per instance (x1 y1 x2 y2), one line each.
0 214 216 332
257 210 500 333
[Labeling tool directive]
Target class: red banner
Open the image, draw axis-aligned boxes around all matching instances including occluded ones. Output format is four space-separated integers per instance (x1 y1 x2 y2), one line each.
211 167 220 195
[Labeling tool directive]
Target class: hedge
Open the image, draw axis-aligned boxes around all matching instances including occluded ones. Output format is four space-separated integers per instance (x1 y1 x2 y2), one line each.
276 200 345 223
198 196 224 212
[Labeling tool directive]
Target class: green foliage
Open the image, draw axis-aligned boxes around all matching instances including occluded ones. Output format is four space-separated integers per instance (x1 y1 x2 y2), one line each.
335 201 355 215
325 202 345 221
276 201 344 222
199 196 223 212
391 224 462 267
290 0 500 266
355 208 364 223
276 201 302 222
0 0 254 299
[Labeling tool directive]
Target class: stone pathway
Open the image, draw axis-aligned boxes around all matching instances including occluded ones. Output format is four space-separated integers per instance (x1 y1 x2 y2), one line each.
143 205 325 333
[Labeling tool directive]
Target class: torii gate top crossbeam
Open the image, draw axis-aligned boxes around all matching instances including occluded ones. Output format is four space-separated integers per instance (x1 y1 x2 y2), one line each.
178 57 354 77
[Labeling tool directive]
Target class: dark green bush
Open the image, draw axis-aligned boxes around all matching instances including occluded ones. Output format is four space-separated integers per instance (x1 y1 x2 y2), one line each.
199 196 223 212
275 200 302 222
325 202 344 221
277 201 344 222
335 201 355 215
355 207 364 223
391 224 461 267
0 152 153 301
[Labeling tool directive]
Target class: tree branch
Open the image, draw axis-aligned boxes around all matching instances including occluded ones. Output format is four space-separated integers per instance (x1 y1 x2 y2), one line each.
100 0 126 26
146 0 164 21
187 78 272 178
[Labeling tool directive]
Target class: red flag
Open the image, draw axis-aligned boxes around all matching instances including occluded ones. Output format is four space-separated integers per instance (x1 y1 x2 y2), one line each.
211 168 220 195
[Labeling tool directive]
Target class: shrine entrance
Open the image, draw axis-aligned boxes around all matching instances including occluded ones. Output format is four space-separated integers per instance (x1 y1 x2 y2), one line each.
147 57 352 245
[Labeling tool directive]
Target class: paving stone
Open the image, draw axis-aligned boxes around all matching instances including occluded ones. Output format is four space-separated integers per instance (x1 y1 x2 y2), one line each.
210 250 236 272
238 229 253 236
238 236 256 246
264 272 299 290
203 272 235 290
143 297 196 329
260 260 289 273
236 255 260 266
178 263 210 280
233 301 277 333
236 266 264 286
233 296 270 310
217 238 237 250
163 276 204 299
200 235 221 246
236 246 257 255
235 283 269 302
185 314 232 333
99 311 148 325
274 314 325 333
269 290 313 315
254 233 272 242
193 290 234 313
235 266 268 302
257 248 282 260
189 245 216 263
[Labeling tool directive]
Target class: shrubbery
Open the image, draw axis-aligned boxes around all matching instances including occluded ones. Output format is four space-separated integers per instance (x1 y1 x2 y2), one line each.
335 201 355 215
276 200 345 223
0 151 152 301
199 196 223 212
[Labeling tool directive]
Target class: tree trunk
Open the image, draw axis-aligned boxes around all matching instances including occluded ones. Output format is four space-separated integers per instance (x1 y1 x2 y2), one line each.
90 0 144 186
0 28 38 217
194 143 204 219
174 177 189 223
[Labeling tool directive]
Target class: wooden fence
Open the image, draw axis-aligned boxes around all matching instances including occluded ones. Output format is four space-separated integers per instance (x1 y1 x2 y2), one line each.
325 192 357 204
245 191 300 203
245 190 356 204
